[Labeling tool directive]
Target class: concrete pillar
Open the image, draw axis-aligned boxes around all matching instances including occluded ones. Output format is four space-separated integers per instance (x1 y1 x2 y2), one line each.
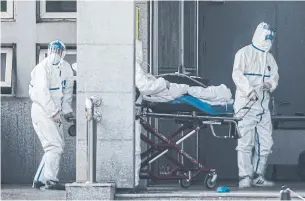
66 1 135 199
135 1 149 72
135 1 149 187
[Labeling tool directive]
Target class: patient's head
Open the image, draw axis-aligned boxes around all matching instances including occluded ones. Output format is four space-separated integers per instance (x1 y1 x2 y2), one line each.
136 39 143 64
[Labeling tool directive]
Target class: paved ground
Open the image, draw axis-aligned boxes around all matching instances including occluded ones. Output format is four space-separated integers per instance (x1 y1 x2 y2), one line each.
116 182 305 200
1 182 305 200
1 184 66 200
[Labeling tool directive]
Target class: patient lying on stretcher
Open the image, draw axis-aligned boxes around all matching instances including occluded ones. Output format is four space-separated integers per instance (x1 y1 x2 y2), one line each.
135 39 233 106
136 63 233 106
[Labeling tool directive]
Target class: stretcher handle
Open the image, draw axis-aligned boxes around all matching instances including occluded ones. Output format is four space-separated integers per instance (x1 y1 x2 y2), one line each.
209 119 241 139
234 99 257 119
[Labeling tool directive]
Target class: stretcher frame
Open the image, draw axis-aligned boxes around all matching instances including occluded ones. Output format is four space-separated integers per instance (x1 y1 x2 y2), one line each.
138 108 242 189
136 73 253 188
137 96 244 189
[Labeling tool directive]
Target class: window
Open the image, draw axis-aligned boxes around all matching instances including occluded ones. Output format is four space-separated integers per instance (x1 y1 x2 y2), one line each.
38 0 77 20
38 47 77 94
1 47 15 95
1 0 14 20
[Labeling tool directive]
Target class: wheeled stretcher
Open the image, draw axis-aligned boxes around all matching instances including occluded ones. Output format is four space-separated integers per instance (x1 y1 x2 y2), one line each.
137 73 251 189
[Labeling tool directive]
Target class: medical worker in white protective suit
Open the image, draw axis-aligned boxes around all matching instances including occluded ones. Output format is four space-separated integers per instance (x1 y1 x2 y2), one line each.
232 22 279 188
134 40 170 188
29 40 74 190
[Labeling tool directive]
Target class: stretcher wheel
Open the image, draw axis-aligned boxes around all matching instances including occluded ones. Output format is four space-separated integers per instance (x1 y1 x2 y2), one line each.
68 124 76 137
179 179 191 188
204 173 217 189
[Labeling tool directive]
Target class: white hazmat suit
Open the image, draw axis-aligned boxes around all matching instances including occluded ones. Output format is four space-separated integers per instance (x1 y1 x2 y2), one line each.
232 22 279 188
29 40 74 190
134 40 169 187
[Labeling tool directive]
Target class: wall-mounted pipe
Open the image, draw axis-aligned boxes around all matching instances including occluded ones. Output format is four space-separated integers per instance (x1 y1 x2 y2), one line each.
136 7 140 40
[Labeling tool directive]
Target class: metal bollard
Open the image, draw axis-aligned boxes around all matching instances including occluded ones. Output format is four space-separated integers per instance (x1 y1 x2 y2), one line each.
280 189 291 200
85 96 102 183
280 186 305 201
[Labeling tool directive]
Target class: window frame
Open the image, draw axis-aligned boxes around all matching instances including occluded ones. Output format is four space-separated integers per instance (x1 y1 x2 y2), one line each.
36 44 77 94
1 0 14 21
1 44 17 96
37 0 76 22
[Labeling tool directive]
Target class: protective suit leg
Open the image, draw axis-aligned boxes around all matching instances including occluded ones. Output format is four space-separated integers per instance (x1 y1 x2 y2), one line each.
31 104 65 185
252 112 274 187
135 119 141 187
43 150 63 182
33 154 46 188
236 111 257 178
236 110 257 188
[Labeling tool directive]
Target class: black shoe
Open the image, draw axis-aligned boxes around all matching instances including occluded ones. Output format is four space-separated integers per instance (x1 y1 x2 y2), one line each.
42 180 66 191
32 181 45 189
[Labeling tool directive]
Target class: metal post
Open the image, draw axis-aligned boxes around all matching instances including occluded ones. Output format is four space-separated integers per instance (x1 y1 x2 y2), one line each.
195 0 199 162
149 0 153 75
85 96 102 183
152 0 159 76
196 0 199 77
280 189 291 200
152 0 159 180
179 0 185 165
149 0 154 179
280 186 305 201
179 0 185 69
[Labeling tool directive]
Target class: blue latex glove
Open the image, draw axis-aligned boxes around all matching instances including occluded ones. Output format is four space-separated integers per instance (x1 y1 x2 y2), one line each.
216 186 231 193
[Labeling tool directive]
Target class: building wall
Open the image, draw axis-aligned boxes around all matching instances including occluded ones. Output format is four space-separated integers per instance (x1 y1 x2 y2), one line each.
1 1 76 184
1 0 149 185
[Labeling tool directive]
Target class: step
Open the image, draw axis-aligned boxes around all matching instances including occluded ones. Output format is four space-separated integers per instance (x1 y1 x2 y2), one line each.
115 183 305 200
2 183 304 200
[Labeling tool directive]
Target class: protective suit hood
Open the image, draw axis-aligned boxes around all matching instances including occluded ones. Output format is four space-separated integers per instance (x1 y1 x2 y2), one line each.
252 22 276 52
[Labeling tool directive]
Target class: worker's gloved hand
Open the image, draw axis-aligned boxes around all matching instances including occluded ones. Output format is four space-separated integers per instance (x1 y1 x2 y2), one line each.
52 112 62 123
262 82 272 91
165 80 171 89
64 112 74 122
248 90 259 101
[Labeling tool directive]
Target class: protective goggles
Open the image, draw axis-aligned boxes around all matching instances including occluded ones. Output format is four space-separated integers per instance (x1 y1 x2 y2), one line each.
263 24 276 41
48 47 64 57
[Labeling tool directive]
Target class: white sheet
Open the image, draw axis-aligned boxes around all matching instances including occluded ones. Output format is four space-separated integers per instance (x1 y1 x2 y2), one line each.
187 84 232 103
142 82 233 106
143 83 189 102
200 98 234 106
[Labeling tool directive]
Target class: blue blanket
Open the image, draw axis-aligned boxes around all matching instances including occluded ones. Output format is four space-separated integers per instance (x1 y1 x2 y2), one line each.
169 95 234 115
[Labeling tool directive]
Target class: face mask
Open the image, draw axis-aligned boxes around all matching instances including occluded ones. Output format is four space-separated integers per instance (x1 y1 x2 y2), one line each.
48 53 61 66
